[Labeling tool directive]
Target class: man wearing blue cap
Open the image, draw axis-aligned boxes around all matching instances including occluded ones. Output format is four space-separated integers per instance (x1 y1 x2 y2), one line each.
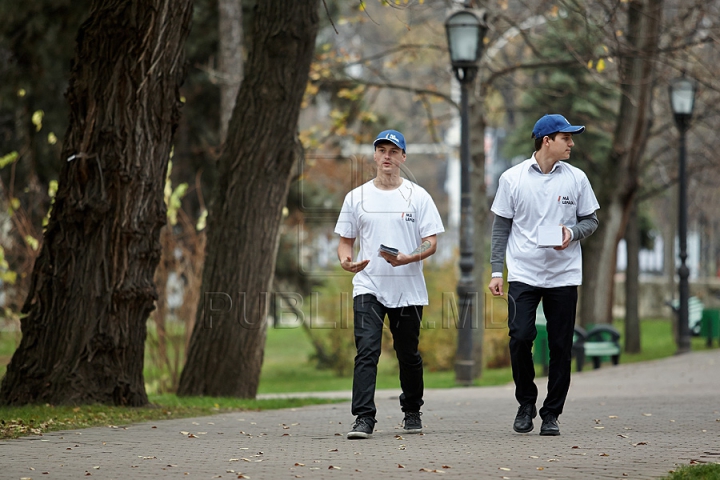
334 129 444 439
488 114 600 436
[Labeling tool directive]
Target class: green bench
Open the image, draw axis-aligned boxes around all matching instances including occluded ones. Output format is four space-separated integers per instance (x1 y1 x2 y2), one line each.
667 296 705 336
534 304 621 372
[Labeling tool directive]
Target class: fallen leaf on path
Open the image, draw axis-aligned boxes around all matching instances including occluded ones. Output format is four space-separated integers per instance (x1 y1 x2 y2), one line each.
398 464 405 468
600 453 609 456
499 467 511 471
328 465 341 470
618 434 628 438
441 465 451 469
294 462 305 466
642 413 652 416
632 442 648 446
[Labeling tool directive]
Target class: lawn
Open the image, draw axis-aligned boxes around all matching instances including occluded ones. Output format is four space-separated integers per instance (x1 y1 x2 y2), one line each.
257 317 714 394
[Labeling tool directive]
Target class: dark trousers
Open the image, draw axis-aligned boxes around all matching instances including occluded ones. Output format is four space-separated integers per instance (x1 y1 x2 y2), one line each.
507 282 577 419
351 294 424 422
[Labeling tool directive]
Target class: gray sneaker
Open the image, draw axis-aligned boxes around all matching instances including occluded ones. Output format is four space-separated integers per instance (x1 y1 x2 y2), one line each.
402 411 423 433
347 416 374 439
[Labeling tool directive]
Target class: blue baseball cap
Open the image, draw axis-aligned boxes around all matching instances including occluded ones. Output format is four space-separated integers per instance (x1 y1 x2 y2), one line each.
532 114 585 139
373 130 406 153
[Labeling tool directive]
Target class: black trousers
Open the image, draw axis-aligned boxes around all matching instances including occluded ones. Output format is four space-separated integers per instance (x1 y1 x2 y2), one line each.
351 294 424 422
507 282 578 419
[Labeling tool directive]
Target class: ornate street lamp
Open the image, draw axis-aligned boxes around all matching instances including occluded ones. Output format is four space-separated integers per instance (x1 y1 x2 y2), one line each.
445 6 488 385
669 76 696 354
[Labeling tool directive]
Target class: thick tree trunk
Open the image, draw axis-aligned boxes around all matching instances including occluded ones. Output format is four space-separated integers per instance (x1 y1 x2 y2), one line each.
0 0 193 406
218 0 243 143
177 0 320 398
624 198 641 353
578 0 662 327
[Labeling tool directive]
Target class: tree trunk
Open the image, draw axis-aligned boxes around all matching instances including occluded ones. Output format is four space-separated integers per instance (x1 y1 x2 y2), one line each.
624 198 641 353
0 0 193 406
218 0 244 143
177 0 320 398
578 0 662 327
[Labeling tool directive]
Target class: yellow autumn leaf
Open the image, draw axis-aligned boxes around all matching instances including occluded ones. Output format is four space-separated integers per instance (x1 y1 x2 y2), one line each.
596 58 606 72
32 110 44 131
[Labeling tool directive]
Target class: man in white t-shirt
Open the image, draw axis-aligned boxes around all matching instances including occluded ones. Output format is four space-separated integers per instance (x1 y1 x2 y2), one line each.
488 114 600 436
334 129 444 439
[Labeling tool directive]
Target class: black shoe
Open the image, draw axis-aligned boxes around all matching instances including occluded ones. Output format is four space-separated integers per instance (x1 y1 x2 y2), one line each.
347 416 374 439
513 404 537 433
402 411 423 434
540 414 560 436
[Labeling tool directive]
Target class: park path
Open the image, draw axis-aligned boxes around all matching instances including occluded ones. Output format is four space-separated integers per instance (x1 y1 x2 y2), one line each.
1 349 718 479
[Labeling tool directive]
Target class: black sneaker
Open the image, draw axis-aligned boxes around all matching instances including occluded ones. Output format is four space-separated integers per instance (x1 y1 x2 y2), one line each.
347 416 374 439
540 414 560 436
402 411 423 434
513 404 537 433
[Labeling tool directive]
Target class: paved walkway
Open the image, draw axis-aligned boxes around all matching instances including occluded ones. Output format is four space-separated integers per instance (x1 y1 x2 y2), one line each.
2 350 719 479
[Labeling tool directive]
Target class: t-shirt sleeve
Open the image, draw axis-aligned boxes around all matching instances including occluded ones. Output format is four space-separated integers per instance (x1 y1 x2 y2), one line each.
418 191 445 238
334 193 357 238
577 175 600 217
490 174 515 219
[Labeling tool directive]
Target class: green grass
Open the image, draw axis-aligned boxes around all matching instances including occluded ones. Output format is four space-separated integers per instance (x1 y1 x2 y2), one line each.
258 317 716 393
0 394 341 439
662 463 720 479
257 325 517 393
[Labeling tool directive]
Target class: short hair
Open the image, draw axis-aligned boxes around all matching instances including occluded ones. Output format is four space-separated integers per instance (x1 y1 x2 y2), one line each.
534 132 558 152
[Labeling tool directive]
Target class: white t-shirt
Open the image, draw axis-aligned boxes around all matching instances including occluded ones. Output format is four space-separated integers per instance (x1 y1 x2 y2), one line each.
334 179 445 307
491 155 600 288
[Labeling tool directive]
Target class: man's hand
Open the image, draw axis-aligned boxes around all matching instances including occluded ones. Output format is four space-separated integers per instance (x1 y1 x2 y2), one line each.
340 256 369 273
380 251 410 267
553 225 572 251
488 277 504 296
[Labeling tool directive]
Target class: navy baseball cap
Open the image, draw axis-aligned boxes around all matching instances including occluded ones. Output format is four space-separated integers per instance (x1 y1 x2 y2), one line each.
373 130 406 153
531 114 585 139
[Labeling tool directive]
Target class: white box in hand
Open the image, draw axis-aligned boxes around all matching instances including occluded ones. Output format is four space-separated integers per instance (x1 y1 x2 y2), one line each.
537 225 563 248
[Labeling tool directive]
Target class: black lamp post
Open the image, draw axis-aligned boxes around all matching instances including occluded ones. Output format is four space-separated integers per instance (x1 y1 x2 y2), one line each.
445 6 488 385
669 76 696 354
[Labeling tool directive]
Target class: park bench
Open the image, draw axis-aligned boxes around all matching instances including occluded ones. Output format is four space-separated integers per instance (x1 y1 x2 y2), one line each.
534 304 621 372
578 324 621 370
666 296 704 336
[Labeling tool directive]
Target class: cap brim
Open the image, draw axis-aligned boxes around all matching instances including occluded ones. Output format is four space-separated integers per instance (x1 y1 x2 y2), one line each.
373 139 405 150
558 125 585 135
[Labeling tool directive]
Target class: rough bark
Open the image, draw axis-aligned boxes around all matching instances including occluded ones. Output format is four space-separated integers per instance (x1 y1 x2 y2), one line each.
177 0 320 398
579 0 662 327
624 198 641 353
0 0 193 406
218 0 244 143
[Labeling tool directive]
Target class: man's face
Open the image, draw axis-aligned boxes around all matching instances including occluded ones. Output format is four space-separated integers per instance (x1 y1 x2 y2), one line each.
547 132 575 160
373 141 406 174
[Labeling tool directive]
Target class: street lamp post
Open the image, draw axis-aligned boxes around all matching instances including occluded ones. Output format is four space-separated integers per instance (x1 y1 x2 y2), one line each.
669 76 696 354
445 6 488 385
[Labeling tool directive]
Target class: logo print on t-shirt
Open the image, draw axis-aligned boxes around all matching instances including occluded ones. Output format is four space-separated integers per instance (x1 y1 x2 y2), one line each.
558 195 576 205
402 212 415 222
